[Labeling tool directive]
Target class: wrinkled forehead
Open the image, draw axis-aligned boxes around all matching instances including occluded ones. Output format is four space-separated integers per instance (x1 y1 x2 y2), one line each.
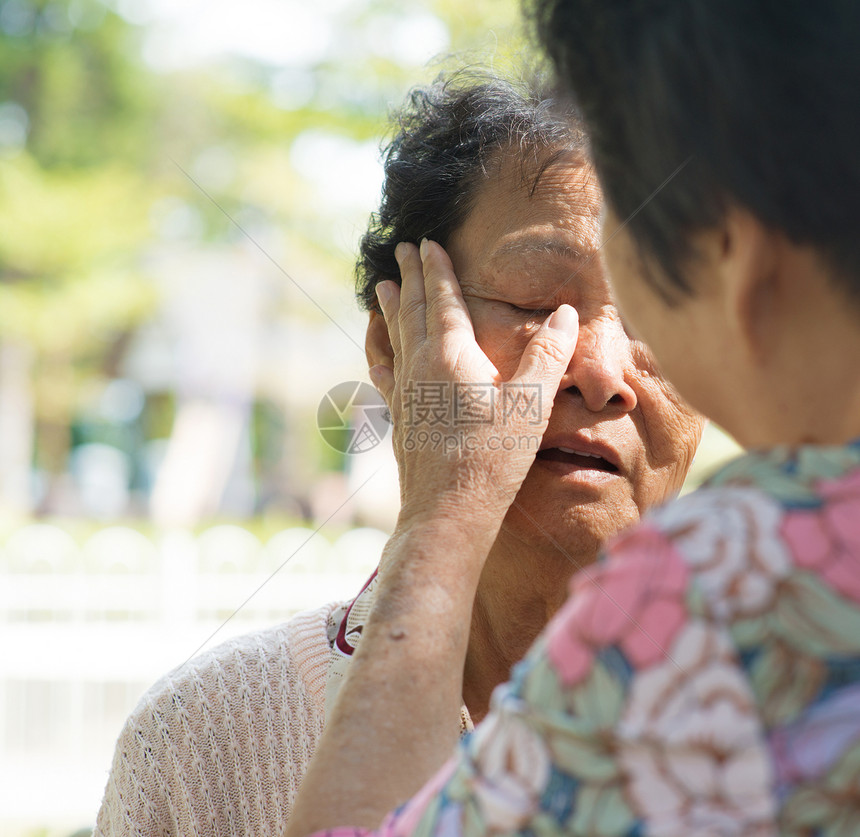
485 143 595 199
451 147 604 279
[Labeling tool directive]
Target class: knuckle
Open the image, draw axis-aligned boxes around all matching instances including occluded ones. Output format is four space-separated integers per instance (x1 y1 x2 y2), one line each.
536 335 573 367
424 295 459 331
397 296 424 323
421 260 447 283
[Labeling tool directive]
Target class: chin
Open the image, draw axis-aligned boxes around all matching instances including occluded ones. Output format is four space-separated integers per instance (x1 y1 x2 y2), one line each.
499 496 637 570
504 469 642 556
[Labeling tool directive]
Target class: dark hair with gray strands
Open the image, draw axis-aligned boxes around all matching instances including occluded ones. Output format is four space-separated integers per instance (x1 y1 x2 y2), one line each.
355 70 588 312
530 0 860 303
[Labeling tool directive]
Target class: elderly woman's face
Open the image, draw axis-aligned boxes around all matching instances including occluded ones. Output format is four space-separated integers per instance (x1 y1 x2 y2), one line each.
445 153 703 557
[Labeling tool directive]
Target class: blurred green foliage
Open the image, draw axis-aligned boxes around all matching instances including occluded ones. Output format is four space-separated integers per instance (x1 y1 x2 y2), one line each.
0 0 160 477
0 0 532 497
0 0 155 167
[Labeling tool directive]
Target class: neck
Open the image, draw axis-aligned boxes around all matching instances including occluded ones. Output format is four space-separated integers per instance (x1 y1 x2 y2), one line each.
733 278 860 449
774 295 860 444
461 529 586 722
709 247 860 448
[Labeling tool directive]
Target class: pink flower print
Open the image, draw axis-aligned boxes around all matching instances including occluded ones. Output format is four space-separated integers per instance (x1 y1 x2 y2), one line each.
467 710 551 829
547 526 689 687
654 487 791 620
781 467 860 605
618 621 776 836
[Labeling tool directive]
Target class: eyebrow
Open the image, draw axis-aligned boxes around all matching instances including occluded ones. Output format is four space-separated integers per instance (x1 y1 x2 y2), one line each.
488 237 593 265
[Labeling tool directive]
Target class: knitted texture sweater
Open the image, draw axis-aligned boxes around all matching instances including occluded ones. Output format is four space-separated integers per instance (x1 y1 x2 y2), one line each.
94 601 339 837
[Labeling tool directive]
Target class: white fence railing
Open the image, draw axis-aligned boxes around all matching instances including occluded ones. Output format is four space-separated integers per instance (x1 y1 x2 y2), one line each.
0 523 387 837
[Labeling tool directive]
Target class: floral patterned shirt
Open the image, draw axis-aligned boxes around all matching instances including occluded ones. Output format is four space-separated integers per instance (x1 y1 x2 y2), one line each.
318 441 860 836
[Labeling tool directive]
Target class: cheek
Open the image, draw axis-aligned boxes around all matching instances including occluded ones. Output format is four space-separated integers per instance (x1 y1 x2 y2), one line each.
472 317 535 379
633 383 704 487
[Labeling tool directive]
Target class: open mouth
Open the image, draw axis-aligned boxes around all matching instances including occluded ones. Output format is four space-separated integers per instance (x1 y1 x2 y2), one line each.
536 447 619 473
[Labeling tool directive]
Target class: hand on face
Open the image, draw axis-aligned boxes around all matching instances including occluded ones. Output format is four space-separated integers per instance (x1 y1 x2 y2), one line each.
367 154 703 575
371 239 579 543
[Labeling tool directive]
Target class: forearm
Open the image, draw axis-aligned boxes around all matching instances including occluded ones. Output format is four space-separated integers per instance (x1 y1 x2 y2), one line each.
286 521 494 835
285 241 578 835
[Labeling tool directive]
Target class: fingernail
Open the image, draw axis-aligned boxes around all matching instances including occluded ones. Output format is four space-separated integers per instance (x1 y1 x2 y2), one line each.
394 242 408 265
376 282 393 307
419 238 429 262
547 304 578 334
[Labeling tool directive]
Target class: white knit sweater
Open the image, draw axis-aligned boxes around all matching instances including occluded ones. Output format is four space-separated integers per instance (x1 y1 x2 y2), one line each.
94 601 339 837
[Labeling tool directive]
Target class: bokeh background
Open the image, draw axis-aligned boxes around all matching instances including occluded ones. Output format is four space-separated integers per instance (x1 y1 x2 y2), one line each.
0 2 741 835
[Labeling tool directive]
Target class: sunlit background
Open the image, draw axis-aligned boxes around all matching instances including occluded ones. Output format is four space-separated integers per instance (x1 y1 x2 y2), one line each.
0 2 741 835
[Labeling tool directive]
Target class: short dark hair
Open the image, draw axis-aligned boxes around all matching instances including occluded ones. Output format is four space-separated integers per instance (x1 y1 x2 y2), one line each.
530 0 860 301
355 70 587 312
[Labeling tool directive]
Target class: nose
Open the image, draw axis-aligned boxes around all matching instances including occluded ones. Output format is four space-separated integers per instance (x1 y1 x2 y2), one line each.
557 317 638 412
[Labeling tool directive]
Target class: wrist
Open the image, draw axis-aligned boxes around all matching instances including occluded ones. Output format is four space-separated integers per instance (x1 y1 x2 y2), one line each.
394 491 508 547
372 516 495 617
387 512 499 569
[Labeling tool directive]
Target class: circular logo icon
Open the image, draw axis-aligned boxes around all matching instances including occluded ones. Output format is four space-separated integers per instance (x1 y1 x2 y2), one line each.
317 381 391 454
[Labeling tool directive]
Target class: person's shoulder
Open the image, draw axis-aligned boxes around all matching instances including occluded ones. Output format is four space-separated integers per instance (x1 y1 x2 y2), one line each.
649 480 784 543
96 600 348 834
595 477 794 636
124 599 342 737
606 478 779 557
540 483 787 699
616 480 787 574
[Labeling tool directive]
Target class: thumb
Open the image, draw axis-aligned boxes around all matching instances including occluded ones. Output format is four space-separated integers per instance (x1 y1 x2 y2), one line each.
509 305 578 414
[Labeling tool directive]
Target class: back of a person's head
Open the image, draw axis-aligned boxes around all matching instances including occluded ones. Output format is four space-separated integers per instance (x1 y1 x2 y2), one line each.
530 0 860 300
355 68 586 311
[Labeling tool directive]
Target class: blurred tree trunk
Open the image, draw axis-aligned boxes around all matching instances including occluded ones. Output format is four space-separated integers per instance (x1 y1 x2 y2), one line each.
0 341 34 514
34 351 75 510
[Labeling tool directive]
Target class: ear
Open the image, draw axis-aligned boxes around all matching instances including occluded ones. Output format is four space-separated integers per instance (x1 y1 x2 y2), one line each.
365 309 394 370
715 207 781 365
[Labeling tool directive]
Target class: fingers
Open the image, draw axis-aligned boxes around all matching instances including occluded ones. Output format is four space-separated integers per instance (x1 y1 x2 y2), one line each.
375 279 402 358
511 305 579 414
379 239 578 418
419 240 475 340
394 242 427 344
383 240 474 348
374 243 425 358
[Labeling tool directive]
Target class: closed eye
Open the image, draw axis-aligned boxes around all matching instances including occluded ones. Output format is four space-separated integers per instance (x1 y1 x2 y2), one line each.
508 303 555 320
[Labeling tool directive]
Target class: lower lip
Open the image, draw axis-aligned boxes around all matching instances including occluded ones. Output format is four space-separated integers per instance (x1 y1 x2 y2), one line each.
531 456 622 484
